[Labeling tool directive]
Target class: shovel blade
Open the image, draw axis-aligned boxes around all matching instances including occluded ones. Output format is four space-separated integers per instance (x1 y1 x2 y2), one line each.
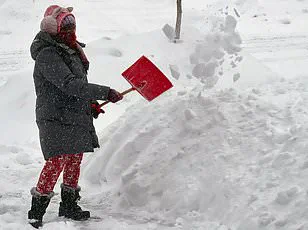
122 56 173 101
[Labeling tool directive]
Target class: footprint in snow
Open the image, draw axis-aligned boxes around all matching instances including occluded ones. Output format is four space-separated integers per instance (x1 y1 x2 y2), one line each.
279 18 291 24
0 144 22 153
91 47 122 58
0 204 21 215
107 48 122 57
102 36 112 40
15 153 33 165
0 30 11 35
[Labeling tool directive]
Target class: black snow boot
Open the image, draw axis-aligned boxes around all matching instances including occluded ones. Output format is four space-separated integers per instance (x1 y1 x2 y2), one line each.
28 187 54 229
58 184 90 221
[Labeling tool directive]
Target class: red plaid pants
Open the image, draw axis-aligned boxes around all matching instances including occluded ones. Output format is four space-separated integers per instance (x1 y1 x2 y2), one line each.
36 153 83 194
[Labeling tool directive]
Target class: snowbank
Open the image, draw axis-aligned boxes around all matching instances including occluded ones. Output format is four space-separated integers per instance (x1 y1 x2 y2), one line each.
82 12 285 228
84 70 308 230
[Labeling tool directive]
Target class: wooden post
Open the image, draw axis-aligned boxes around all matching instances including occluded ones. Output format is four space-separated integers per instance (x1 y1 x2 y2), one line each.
175 0 182 40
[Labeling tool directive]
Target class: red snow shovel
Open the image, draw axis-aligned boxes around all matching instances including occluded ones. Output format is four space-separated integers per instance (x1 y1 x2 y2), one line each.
99 56 173 107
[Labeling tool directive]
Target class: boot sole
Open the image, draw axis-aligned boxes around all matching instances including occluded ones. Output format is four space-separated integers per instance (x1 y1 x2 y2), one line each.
59 213 90 221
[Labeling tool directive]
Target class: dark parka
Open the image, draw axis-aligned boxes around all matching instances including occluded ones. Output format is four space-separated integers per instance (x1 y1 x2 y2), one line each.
30 31 110 160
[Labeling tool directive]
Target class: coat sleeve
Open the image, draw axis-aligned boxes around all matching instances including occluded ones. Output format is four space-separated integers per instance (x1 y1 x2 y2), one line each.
36 47 110 100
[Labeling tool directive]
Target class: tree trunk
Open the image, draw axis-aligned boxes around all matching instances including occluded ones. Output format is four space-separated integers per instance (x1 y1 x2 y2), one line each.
175 0 182 40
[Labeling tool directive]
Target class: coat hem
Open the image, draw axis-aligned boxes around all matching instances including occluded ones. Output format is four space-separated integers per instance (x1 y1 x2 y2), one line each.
43 149 95 160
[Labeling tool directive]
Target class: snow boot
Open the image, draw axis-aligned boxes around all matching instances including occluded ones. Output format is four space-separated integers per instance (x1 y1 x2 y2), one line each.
28 188 54 229
58 184 90 221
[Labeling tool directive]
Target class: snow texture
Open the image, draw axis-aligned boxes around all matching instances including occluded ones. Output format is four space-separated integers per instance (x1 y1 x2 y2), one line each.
1 0 308 229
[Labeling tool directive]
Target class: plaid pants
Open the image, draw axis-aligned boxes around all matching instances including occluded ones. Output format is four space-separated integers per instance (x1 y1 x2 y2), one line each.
36 153 83 194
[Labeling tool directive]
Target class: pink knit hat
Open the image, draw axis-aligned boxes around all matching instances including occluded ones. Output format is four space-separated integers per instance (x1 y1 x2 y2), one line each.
40 5 75 35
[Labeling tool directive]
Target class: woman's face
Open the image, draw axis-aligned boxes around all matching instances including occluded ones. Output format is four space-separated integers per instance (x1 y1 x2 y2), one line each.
58 28 77 47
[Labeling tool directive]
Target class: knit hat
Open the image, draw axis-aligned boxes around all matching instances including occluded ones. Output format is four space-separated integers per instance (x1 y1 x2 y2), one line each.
40 5 75 35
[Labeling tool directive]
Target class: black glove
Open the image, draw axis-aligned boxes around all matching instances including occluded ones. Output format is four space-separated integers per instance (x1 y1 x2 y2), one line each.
91 101 105 119
107 89 123 103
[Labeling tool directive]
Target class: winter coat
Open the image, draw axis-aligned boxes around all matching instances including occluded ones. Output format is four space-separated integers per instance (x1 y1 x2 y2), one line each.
30 31 110 160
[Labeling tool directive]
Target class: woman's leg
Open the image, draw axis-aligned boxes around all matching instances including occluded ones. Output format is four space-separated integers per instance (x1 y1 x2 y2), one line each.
29 154 67 227
62 153 83 188
36 154 67 194
59 153 90 220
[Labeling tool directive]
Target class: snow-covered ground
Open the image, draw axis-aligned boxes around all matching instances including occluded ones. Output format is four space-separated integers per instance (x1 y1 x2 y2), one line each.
1 0 308 229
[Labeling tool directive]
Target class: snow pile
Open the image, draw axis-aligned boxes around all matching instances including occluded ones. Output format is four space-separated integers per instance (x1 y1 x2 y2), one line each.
84 72 308 229
189 15 242 88
81 13 273 228
82 13 247 226
82 7 308 228
84 75 308 229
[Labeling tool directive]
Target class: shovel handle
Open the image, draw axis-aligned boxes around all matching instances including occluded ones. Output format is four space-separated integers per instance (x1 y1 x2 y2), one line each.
99 87 135 107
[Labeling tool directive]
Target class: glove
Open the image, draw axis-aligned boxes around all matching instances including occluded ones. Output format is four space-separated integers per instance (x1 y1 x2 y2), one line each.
91 101 105 119
107 89 123 103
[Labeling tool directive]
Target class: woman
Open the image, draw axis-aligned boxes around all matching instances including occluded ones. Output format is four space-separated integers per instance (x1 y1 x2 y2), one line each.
28 5 123 228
